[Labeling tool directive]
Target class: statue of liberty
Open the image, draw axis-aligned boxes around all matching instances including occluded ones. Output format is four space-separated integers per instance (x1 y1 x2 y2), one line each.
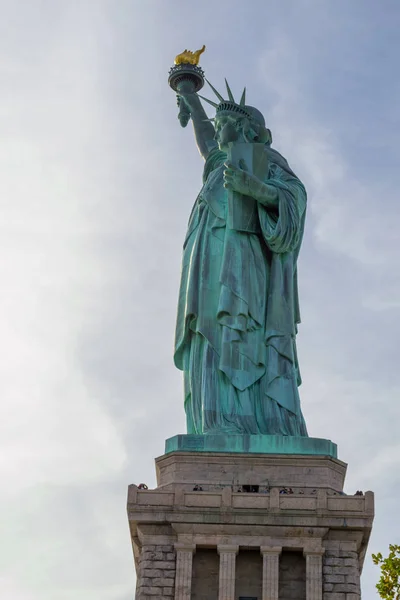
171 56 308 437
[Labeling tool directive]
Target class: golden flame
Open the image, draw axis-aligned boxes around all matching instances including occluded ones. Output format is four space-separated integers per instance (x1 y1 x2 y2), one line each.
174 45 206 66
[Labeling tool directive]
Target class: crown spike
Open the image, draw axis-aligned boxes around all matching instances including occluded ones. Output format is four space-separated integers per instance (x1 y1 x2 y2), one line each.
240 87 246 106
198 94 219 108
225 78 235 102
205 78 225 102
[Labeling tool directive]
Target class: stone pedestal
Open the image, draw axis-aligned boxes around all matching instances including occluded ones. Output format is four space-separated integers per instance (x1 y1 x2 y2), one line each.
128 450 374 599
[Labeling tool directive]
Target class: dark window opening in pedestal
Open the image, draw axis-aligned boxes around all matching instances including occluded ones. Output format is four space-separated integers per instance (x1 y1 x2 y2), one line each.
279 550 306 600
242 484 259 493
235 549 262 599
191 548 219 600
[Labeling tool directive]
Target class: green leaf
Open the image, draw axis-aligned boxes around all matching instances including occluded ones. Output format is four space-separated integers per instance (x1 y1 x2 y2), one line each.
373 545 400 600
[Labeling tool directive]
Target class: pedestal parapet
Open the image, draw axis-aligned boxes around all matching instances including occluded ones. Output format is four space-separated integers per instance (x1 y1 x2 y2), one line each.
128 450 374 599
156 450 347 492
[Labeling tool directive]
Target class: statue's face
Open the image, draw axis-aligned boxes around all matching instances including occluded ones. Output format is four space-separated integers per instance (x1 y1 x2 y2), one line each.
214 115 240 151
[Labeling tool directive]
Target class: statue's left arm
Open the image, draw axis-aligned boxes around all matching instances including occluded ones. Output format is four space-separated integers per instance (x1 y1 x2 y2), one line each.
224 159 279 209
224 160 306 253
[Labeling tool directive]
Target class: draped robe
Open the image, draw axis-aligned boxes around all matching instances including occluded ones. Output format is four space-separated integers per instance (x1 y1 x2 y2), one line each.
174 145 308 436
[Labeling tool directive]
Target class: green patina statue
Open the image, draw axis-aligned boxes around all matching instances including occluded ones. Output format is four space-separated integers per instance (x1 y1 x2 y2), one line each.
169 51 308 438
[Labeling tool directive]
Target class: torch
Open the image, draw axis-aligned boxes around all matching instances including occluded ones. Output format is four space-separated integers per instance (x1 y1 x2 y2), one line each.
168 45 206 127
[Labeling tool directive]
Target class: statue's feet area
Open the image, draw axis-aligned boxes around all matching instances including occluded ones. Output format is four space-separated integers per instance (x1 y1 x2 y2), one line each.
203 427 242 435
165 433 337 457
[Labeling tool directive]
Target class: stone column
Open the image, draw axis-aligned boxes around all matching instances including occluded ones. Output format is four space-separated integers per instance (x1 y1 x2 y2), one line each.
218 544 239 600
304 549 325 600
174 542 196 600
260 546 281 600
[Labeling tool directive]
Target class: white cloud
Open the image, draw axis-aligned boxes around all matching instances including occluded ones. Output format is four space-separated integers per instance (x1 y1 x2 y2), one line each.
258 37 400 273
0 577 36 600
0 4 137 598
0 7 130 489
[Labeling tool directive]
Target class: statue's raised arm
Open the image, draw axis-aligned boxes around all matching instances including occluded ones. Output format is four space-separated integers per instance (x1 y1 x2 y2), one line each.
168 46 217 159
176 91 217 159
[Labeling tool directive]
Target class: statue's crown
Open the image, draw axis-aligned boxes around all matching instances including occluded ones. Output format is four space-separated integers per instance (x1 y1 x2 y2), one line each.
199 79 265 127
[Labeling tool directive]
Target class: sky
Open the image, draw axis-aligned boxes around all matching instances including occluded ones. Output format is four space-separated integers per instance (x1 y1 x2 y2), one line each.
0 0 399 598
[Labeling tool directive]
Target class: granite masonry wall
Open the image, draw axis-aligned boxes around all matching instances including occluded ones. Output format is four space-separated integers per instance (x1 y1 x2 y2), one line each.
136 544 176 599
323 541 361 600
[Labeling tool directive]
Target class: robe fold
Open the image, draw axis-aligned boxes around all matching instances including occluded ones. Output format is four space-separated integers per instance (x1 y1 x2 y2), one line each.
174 145 308 436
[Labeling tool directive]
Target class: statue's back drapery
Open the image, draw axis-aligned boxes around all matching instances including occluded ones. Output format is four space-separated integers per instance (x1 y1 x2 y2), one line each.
170 61 308 436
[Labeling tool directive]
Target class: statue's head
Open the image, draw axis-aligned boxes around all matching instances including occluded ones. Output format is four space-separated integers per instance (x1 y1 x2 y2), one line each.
200 79 272 152
214 109 272 151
